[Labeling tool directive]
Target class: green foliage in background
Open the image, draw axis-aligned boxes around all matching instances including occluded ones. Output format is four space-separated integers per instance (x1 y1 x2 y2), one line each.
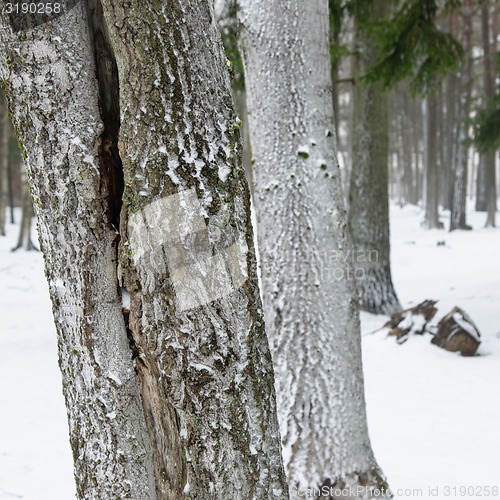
474 91 500 153
218 0 245 92
362 0 463 94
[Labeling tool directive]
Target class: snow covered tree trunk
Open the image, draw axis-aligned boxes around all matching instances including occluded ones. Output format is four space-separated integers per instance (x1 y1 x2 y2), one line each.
450 0 473 232
239 0 389 497
349 0 401 314
1 1 288 498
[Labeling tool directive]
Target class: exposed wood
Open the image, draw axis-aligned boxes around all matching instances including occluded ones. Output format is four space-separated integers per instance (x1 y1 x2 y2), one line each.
385 300 438 343
431 307 481 356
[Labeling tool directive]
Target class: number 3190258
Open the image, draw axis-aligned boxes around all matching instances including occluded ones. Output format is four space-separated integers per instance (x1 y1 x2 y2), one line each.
3 3 62 14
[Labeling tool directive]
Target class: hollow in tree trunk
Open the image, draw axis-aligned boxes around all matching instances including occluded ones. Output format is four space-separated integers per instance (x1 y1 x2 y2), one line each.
1 2 288 498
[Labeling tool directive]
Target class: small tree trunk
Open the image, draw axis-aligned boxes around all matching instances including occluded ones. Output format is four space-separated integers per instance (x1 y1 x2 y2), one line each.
401 86 416 204
481 3 496 227
233 89 253 195
423 90 444 229
450 0 474 232
476 155 487 211
0 96 8 236
410 96 423 204
444 71 458 211
12 159 36 251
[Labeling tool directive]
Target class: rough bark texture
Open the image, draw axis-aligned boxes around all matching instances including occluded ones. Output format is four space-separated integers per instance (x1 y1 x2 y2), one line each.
0 4 156 498
239 0 389 497
1 1 288 498
350 0 401 314
450 0 473 232
100 1 288 498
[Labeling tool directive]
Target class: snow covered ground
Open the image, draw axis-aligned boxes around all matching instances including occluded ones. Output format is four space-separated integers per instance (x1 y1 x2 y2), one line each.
0 203 499 499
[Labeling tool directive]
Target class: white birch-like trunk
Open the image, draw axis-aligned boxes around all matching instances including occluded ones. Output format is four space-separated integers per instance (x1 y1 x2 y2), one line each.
1 2 288 498
238 1 389 497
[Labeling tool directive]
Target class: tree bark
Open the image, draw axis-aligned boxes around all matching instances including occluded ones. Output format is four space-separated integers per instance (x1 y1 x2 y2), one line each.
0 95 8 235
423 90 444 229
481 3 496 227
444 14 459 212
12 158 36 251
450 0 474 232
239 0 389 497
1 1 288 498
401 85 416 205
349 0 401 314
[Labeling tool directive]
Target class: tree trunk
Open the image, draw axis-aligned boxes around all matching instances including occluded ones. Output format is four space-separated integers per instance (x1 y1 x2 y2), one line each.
476 155 487 211
349 0 401 314
444 14 459 212
0 95 8 236
408 97 422 204
402 86 416 205
233 89 254 195
1 1 288 498
481 3 496 227
450 0 474 232
444 71 458 211
12 158 36 251
423 91 444 229
239 0 390 497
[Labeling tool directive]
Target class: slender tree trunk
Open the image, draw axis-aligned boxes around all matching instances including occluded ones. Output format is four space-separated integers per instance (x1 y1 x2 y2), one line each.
437 87 446 207
423 90 444 229
233 89 253 195
7 137 15 224
444 15 459 212
12 158 36 251
411 98 423 204
402 86 416 205
1 1 288 498
0 95 8 235
239 0 390 497
450 0 474 231
444 71 458 211
476 157 487 211
481 3 496 227
350 0 401 314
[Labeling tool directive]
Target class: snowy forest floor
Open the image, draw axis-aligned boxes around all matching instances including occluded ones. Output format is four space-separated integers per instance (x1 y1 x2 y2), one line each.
0 202 499 500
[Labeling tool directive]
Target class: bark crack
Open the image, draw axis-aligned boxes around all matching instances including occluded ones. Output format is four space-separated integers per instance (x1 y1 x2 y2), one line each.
86 0 124 231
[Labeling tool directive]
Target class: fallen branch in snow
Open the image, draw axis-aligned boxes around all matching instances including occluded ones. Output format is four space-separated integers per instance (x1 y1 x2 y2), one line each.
384 300 438 343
